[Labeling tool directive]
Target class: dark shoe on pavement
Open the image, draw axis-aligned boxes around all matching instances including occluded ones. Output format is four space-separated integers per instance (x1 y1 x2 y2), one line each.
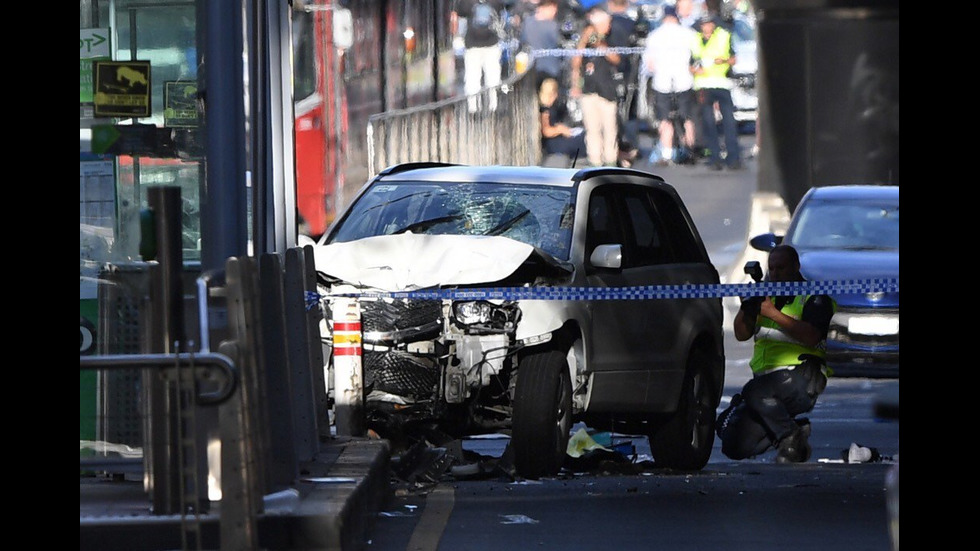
710 162 724 171
727 161 743 170
775 425 812 464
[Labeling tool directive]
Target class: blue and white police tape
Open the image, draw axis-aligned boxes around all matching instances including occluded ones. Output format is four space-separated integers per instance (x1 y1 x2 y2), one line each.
305 278 898 310
529 47 646 59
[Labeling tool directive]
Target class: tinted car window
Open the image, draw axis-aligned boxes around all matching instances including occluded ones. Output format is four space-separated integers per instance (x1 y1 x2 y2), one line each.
622 188 670 267
585 190 626 259
587 184 705 268
649 188 705 263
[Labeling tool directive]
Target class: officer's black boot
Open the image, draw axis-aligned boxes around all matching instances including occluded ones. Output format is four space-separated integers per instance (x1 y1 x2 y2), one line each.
775 422 812 464
716 393 742 438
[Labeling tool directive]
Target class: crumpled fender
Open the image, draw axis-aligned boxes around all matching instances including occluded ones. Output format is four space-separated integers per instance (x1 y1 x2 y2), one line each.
514 299 574 342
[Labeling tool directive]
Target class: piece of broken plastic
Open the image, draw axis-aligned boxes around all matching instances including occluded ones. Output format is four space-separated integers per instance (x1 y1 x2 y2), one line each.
566 427 612 458
842 442 882 463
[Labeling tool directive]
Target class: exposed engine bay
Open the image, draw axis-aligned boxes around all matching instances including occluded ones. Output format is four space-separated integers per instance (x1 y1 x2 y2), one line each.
315 233 574 441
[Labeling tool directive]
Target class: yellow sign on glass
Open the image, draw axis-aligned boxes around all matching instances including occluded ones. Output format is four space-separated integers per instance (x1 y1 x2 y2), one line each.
93 60 151 118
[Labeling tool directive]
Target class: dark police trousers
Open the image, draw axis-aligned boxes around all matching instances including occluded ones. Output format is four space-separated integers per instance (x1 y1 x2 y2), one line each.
718 356 828 460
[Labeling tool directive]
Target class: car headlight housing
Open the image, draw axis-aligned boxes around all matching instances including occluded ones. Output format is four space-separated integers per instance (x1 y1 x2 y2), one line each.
451 300 521 332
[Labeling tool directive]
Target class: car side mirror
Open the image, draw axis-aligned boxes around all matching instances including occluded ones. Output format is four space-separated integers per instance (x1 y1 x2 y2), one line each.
749 232 781 252
590 244 622 269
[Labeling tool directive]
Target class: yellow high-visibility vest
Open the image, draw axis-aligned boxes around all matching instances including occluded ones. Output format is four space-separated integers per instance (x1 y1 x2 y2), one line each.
692 27 734 90
749 295 836 375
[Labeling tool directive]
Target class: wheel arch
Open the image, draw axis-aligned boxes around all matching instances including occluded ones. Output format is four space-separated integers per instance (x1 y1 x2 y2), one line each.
518 319 588 413
689 330 726 409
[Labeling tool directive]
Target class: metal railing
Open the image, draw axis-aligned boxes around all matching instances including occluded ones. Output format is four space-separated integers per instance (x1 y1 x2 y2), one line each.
80 187 329 551
367 69 541 177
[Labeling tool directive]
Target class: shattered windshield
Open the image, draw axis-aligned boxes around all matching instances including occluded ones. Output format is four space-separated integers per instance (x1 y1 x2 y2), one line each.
789 200 899 250
328 181 577 261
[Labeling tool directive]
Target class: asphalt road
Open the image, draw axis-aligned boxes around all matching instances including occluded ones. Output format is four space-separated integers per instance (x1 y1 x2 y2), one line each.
358 134 900 551
364 340 899 551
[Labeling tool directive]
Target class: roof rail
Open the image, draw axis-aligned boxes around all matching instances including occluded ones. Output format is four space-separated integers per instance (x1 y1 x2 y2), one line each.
378 162 460 176
573 166 667 183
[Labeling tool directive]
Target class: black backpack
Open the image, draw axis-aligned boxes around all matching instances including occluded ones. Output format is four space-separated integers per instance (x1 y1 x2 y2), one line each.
471 1 501 34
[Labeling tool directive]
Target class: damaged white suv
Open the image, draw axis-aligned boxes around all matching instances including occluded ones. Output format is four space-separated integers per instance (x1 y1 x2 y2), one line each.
314 163 725 478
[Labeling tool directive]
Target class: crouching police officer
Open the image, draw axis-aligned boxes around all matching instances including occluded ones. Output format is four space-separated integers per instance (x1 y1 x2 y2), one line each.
718 244 837 463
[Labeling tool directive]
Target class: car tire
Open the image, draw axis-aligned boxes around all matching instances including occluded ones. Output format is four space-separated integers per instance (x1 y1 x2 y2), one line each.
512 348 573 479
649 349 716 470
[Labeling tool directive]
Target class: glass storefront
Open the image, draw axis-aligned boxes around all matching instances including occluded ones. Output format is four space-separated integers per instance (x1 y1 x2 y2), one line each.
81 0 202 282
80 0 205 440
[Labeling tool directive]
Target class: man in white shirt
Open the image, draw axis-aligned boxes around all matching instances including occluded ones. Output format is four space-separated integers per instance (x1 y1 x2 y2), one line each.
642 5 698 165
455 0 507 113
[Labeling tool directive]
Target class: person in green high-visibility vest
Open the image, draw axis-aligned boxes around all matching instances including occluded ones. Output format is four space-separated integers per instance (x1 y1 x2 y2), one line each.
692 13 742 170
717 244 837 463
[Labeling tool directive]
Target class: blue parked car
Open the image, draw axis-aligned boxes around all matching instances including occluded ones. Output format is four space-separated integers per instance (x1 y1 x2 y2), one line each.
748 185 899 378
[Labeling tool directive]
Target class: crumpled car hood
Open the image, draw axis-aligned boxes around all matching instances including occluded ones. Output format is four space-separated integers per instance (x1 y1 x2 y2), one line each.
313 233 543 291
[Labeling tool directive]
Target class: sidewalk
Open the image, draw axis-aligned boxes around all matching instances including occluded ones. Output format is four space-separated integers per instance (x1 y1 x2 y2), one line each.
80 436 391 551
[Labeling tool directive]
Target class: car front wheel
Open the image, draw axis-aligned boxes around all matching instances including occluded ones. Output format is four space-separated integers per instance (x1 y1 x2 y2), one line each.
511 348 573 479
649 349 716 470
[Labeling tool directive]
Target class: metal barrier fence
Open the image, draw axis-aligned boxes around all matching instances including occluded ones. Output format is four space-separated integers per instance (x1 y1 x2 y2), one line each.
367 69 541 177
81 186 331 550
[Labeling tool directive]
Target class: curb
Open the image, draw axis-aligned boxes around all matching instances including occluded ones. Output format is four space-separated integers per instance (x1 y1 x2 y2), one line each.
288 438 392 551
724 191 791 285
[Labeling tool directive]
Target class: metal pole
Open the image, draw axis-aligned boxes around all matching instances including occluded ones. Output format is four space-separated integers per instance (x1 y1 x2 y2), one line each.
202 0 248 273
148 186 186 353
147 186 186 515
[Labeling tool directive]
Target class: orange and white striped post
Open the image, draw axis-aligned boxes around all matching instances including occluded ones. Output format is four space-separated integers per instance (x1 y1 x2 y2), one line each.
332 297 365 436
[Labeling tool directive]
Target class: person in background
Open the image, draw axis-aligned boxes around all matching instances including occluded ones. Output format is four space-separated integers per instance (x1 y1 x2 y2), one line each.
570 6 621 167
519 0 563 92
605 0 640 164
675 0 705 29
691 12 742 170
510 0 540 27
717 245 837 463
674 0 706 154
704 0 725 21
538 77 586 161
455 0 507 113
642 4 698 166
